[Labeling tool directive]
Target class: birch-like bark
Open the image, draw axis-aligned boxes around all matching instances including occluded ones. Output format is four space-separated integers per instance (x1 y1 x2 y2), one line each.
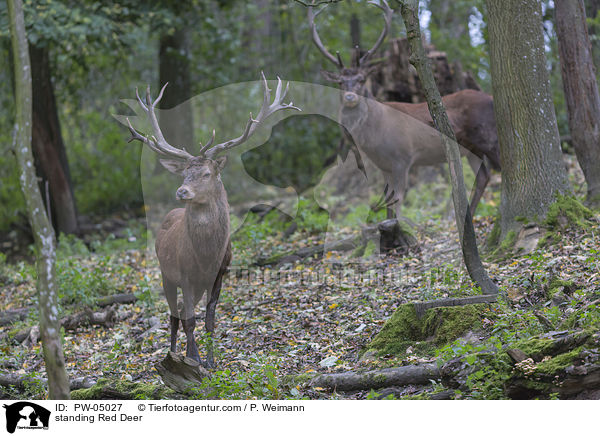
7 0 70 399
396 0 498 295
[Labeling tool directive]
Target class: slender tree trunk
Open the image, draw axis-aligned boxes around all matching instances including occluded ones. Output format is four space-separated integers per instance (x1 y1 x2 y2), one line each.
585 0 600 69
485 0 570 238
159 28 194 151
397 0 498 295
8 0 70 400
555 0 600 208
30 44 78 235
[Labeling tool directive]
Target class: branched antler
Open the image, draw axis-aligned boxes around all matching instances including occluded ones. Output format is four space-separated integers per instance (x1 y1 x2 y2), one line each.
126 83 193 160
127 73 299 161
202 72 301 158
359 0 393 66
308 0 393 69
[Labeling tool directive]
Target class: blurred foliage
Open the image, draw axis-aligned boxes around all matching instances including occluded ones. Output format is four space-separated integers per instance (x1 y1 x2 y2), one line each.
0 0 587 235
242 115 340 193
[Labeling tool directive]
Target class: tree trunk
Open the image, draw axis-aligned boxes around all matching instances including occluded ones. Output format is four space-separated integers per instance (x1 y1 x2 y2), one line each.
397 0 498 295
30 44 78 235
30 45 78 235
485 0 571 238
585 0 600 69
555 0 600 208
8 0 70 400
158 28 194 151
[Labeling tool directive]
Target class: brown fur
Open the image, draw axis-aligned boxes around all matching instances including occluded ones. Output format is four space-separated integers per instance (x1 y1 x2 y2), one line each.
155 157 231 367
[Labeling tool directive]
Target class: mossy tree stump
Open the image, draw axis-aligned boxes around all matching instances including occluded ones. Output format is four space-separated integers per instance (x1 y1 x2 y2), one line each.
367 300 496 357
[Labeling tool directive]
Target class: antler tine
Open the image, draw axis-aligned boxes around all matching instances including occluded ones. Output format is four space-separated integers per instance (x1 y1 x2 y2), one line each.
359 0 393 66
126 118 168 156
203 74 301 159
135 87 148 112
199 129 216 155
307 3 343 69
336 51 344 68
128 84 193 161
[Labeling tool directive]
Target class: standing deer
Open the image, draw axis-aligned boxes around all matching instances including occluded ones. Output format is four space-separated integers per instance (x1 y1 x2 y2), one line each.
126 74 299 367
308 0 500 218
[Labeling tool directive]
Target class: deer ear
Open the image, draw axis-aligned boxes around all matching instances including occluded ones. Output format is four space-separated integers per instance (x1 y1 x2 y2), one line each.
215 156 227 172
321 70 342 83
159 159 187 175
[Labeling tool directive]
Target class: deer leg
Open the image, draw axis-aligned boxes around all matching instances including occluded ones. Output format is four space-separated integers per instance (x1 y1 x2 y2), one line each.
391 165 410 219
468 156 490 217
162 274 179 353
181 316 200 363
204 277 223 369
181 286 201 363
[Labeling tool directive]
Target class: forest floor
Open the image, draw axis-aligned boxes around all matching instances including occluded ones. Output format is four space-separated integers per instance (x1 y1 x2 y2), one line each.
1 157 599 400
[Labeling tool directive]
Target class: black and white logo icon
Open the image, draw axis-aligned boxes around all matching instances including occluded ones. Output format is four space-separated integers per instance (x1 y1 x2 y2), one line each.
3 402 50 433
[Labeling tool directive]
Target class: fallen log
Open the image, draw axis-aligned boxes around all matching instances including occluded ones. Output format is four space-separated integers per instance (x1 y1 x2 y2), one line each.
0 293 136 328
309 364 440 392
0 373 94 392
0 307 31 326
61 307 116 331
70 378 173 400
414 294 498 318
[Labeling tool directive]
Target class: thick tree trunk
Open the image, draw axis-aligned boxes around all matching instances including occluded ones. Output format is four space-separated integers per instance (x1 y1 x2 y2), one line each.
30 45 78 235
397 0 498 295
158 28 194 151
555 0 600 208
8 0 70 399
485 0 570 238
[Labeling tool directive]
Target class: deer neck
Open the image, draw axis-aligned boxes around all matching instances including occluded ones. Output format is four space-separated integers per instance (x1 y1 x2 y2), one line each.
340 96 378 143
184 186 230 255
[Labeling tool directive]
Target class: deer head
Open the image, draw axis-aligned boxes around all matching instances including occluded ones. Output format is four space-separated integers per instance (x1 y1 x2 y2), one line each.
126 72 300 202
308 0 393 108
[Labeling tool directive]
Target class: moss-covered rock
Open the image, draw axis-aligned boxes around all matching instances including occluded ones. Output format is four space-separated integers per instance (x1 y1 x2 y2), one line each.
366 303 488 356
71 378 175 400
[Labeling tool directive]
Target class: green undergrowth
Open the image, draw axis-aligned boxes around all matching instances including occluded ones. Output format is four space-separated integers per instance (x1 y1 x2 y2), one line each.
187 354 307 400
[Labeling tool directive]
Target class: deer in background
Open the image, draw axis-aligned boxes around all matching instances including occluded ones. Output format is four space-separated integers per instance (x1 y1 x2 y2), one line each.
127 74 299 367
308 0 501 218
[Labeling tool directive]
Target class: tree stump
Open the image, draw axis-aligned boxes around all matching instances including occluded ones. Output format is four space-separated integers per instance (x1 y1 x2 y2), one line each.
155 351 210 393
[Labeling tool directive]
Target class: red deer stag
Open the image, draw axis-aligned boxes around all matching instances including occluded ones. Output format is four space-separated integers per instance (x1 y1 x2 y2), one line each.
126 74 299 367
308 0 500 217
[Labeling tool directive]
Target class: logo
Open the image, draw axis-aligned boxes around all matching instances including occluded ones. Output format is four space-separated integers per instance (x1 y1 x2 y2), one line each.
2 402 50 433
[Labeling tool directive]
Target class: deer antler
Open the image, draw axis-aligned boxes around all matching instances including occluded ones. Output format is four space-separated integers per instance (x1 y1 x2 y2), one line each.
202 72 300 158
126 83 194 160
308 3 344 69
359 0 393 66
308 0 393 69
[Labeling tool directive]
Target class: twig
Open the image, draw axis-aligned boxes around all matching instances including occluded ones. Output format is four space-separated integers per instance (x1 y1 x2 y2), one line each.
292 0 345 6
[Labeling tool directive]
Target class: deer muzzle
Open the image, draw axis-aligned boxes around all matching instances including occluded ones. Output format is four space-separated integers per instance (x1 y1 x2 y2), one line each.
342 92 359 108
176 186 195 201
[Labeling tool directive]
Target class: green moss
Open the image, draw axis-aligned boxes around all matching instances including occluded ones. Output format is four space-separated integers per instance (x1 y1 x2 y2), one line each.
363 240 377 257
71 378 174 400
367 303 487 356
397 219 416 239
543 195 593 230
535 347 582 374
486 218 501 250
546 277 575 299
